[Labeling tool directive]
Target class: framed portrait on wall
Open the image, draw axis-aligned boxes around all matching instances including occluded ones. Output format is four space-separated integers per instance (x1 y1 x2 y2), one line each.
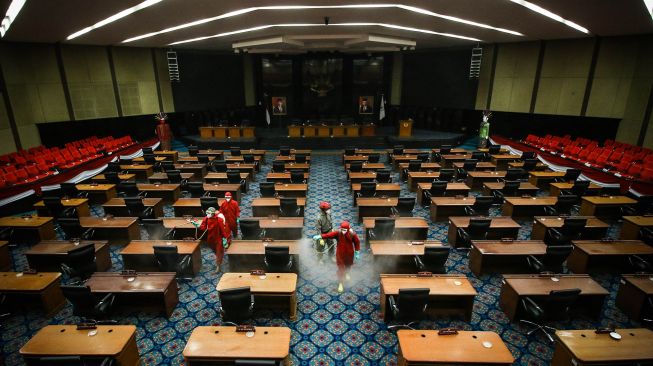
358 96 374 114
272 97 287 115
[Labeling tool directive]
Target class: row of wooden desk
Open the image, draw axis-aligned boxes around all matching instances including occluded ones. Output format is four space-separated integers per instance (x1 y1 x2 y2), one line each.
288 124 376 137
199 126 255 138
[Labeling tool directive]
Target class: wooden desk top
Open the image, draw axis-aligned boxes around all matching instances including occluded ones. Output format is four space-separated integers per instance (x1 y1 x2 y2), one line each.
449 216 521 229
283 163 310 170
178 156 215 163
503 274 609 295
491 154 519 160
468 171 507 178
351 183 400 192
137 183 180 191
417 182 472 191
571 240 653 255
103 198 162 206
432 148 469 154
623 215 653 226
216 272 297 293
391 154 419 160
133 156 166 162
204 172 250 180
408 171 443 178
504 197 558 205
582 195 637 205
20 325 137 357
251 197 307 206
452 162 496 169
555 328 653 362
256 217 304 229
529 171 565 177
85 272 175 292
431 197 476 206
442 154 472 160
274 156 312 162
79 217 138 228
356 197 398 206
369 240 443 246
226 240 300 255
471 240 547 255
183 326 290 360
148 172 194 180
344 155 370 161
120 240 200 255
483 182 538 191
174 163 206 169
0 272 61 291
92 174 135 181
202 183 241 191
550 182 602 190
33 198 88 207
346 163 385 170
533 216 609 228
228 149 266 155
154 150 179 156
120 164 153 170
621 274 653 293
349 172 377 178
399 162 441 169
0 216 53 227
371 241 444 255
198 149 225 155
163 217 203 229
173 198 226 207
363 217 428 229
380 274 477 295
397 330 514 364
27 240 108 255
225 156 262 162
76 183 115 191
274 183 308 191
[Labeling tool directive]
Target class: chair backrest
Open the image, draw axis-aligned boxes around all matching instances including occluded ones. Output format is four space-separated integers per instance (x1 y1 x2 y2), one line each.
395 288 430 320
142 147 153 155
60 182 79 198
488 145 501 154
188 146 199 156
107 161 121 173
119 158 132 166
279 198 300 217
393 146 404 155
145 154 159 165
272 161 285 173
264 246 291 271
344 148 355 156
376 169 391 183
230 147 241 156
227 170 242 183
471 151 485 161
200 197 218 213
212 160 228 172
542 244 573 270
570 180 590 196
61 285 97 315
543 288 582 320
290 170 304 184
561 217 587 234
407 160 422 172
243 154 254 163
295 154 306 164
505 168 524 181
468 218 492 238
58 218 84 239
368 153 380 163
555 195 579 214
521 151 536 160
153 245 180 272
240 219 262 239
417 153 429 162
104 171 121 184
439 146 451 154
360 182 377 197
219 286 253 322
141 218 168 240
43 196 65 213
462 159 478 171
118 182 140 196
502 181 521 196
66 244 97 276
197 155 209 164
259 182 276 197
124 197 145 214
161 161 175 172
279 146 290 156
373 218 395 239
423 246 450 273
640 227 653 246
26 356 85 366
395 197 415 216
563 168 581 181
187 182 205 197
471 196 494 215
349 161 362 172
522 159 538 171
438 169 455 182
429 180 448 196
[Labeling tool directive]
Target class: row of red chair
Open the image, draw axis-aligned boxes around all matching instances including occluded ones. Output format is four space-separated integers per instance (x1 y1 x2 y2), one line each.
0 135 135 188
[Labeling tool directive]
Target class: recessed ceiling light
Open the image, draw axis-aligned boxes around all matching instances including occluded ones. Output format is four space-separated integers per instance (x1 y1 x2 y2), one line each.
122 4 521 43
66 0 164 40
509 0 589 34
643 0 653 20
0 0 26 38
168 23 481 46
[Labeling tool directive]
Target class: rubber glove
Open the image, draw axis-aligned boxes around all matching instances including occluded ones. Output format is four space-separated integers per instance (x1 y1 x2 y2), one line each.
222 238 228 247
354 251 360 261
191 220 200 228
312 234 322 241
237 218 240 223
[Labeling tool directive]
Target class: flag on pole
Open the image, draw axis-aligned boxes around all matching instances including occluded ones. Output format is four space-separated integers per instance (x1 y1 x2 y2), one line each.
265 105 271 125
379 94 386 121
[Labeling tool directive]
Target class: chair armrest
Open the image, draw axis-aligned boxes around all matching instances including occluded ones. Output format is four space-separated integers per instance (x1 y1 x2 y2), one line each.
60 263 74 276
414 255 425 271
463 206 475 216
143 207 154 218
456 228 470 246
526 255 544 272
164 228 176 240
543 206 557 216
521 296 544 317
63 207 77 217
390 207 399 216
98 292 115 307
388 295 399 315
76 191 89 198
82 228 95 240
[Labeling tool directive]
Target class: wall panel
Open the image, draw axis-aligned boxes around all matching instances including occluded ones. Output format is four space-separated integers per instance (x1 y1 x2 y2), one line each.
112 47 158 116
489 42 538 113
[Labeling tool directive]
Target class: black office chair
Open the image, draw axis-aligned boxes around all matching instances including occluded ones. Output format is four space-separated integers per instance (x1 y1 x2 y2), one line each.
456 218 491 249
403 160 422 181
279 147 291 156
392 145 404 155
106 161 122 173
417 153 430 162
391 197 415 217
522 159 538 172
161 161 175 172
629 255 653 272
526 245 573 273
423 180 448 207
187 182 208 198
198 197 218 215
295 154 307 164
141 218 175 240
239 219 265 239
493 181 521 204
0 227 13 244
555 169 581 183
368 153 380 163
465 196 494 216
124 197 154 219
227 170 247 192
153 245 193 279
234 360 280 366
357 182 377 198
243 154 255 164
369 218 395 240
520 151 536 160
104 171 121 185
519 288 582 343
272 161 286 173
23 356 113 366
503 168 525 182
543 195 579 216
344 147 356 156
142 147 153 155
259 182 276 198
439 145 452 154
143 154 162 172
375 169 392 183
166 170 188 185
488 145 501 155
119 158 133 166
230 147 241 156
117 182 145 198
61 244 97 282
290 170 306 184
218 287 254 326
641 227 653 246
61 182 88 199
188 146 199 156
197 155 209 165
210 160 228 173
279 198 301 217
387 288 430 330
414 246 450 274
622 196 653 216
471 151 487 162
437 168 456 182
61 285 115 319
456 159 478 181
543 218 586 246
349 161 363 173
58 218 95 240
43 196 77 218
264 246 293 272
562 180 590 197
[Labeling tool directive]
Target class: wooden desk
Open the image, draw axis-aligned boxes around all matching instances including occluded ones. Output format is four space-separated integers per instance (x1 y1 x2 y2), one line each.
280 162 309 172
136 183 180 203
273 183 308 198
499 274 608 320
490 154 520 170
102 197 164 217
0 271 65 316
0 216 55 244
204 172 251 184
183 326 290 365
430 196 478 221
452 161 496 171
407 171 443 192
441 154 472 168
34 198 90 218
466 171 507 189
531 216 609 240
79 217 140 244
502 196 558 217
154 150 178 163
357 197 398 222
397 330 514 366
351 183 400 205
343 155 369 164
432 148 469 155
566 240 653 273
390 155 419 169
509 161 548 170
482 182 539 197
250 217 304 240
288 125 301 137
448 217 521 247
615 275 653 321
20 325 140 366
198 149 225 158
345 163 385 172
226 240 300 273
398 162 441 176
370 240 444 274
227 148 266 162
416 182 472 205
174 163 207 179
172 198 226 217
133 156 166 164
551 328 653 366
178 156 216 164
469 240 547 276
251 197 306 217
203 183 242 202
225 163 256 176
380 274 477 321
0 241 10 271
76 183 116 204
361 124 376 136
549 182 603 196
147 172 194 184
86 272 178 317
217 272 298 320
91 173 135 183
580 195 637 218
349 172 377 184
162 217 204 239
199 126 254 139
363 217 428 243
529 171 566 189
621 215 653 239
26 240 111 272
120 164 153 180
120 240 202 275
265 172 309 183
274 155 312 163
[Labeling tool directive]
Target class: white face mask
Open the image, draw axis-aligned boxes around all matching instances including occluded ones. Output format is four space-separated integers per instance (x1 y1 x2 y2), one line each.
341 230 348 235
226 198 231 202
326 209 331 215
207 213 213 218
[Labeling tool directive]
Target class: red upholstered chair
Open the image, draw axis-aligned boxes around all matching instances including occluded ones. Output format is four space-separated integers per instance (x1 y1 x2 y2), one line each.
3 172 17 185
626 163 643 179
640 167 653 181
14 168 29 182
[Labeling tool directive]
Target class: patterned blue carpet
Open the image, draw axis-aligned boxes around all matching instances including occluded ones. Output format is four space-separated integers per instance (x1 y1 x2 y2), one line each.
0 150 643 366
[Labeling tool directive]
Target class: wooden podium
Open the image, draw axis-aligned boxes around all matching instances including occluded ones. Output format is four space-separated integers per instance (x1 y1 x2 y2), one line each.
398 119 413 137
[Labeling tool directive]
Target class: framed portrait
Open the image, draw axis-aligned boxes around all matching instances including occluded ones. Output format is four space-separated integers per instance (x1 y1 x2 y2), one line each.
358 96 374 114
272 97 287 115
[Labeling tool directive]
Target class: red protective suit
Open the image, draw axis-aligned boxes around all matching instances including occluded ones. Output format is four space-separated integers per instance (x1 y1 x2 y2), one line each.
155 120 173 151
198 212 231 264
321 229 360 277
220 199 240 236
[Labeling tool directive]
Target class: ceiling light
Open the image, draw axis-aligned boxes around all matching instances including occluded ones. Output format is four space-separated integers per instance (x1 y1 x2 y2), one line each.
168 23 481 46
643 0 653 20
509 0 589 34
0 0 26 38
122 4 520 43
66 0 163 40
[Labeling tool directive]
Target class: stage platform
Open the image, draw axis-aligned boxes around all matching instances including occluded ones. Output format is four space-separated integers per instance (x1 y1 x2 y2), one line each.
180 127 465 149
